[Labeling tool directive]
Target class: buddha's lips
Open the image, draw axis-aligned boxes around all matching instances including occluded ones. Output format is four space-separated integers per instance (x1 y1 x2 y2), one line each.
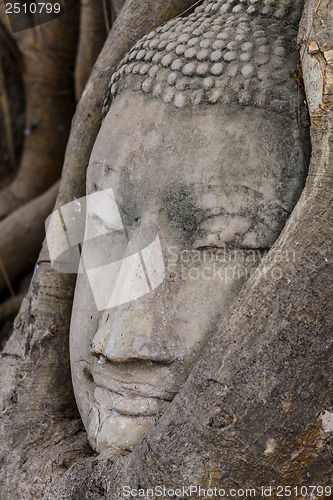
93 384 169 417
92 365 178 404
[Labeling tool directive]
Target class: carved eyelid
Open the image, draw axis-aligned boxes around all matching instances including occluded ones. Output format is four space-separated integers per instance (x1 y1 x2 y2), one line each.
191 212 254 248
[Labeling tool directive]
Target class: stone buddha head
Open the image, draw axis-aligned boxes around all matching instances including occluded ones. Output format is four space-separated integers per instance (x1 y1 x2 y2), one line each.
70 0 308 452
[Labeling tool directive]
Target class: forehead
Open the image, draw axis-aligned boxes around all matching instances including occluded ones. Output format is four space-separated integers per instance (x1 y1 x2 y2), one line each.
88 91 302 219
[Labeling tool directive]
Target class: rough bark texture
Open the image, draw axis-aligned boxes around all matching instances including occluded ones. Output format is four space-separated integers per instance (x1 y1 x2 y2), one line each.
0 1 202 498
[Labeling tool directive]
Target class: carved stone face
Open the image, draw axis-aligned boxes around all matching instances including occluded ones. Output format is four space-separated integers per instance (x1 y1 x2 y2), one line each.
70 0 308 453
70 88 306 452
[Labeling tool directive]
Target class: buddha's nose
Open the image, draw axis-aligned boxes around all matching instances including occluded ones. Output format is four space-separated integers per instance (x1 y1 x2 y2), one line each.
90 299 176 363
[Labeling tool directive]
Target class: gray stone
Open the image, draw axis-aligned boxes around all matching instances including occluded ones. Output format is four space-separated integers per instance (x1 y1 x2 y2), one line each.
103 0 304 116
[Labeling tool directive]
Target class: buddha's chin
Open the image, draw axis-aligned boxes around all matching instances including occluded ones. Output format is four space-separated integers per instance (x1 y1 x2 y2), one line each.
87 404 158 452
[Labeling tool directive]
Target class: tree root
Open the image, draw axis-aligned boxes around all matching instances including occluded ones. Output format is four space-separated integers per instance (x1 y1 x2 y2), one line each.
0 5 79 220
0 19 25 187
0 181 59 294
74 0 108 100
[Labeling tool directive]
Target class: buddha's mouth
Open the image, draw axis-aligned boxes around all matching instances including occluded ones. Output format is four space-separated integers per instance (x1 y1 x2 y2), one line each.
91 358 179 417
93 385 170 417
